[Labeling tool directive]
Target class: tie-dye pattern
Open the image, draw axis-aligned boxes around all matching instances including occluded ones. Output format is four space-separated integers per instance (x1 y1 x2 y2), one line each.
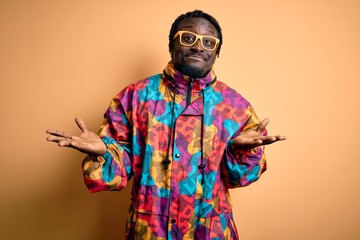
82 63 267 239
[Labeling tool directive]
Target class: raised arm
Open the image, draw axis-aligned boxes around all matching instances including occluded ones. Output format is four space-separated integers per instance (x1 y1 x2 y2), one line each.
222 106 286 188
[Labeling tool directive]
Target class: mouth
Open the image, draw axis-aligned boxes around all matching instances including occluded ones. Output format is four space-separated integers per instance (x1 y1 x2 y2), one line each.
186 54 206 62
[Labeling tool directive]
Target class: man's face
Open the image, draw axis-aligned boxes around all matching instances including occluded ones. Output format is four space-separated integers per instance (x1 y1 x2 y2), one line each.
171 17 219 78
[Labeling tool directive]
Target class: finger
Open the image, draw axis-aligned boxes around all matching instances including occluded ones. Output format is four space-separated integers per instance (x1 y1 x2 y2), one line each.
58 139 71 147
253 136 277 146
258 135 287 146
58 139 87 151
257 118 270 132
46 129 72 138
47 135 70 142
75 117 88 133
254 135 276 142
255 135 287 142
275 135 287 141
269 135 287 141
240 138 263 145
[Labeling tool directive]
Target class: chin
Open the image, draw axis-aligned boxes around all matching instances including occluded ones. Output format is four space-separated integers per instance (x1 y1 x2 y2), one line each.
180 64 205 78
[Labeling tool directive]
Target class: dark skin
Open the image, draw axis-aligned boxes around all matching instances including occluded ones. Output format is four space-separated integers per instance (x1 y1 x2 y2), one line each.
46 17 286 155
171 17 218 78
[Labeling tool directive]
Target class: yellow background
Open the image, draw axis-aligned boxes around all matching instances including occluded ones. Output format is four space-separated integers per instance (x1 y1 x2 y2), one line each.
1 0 359 239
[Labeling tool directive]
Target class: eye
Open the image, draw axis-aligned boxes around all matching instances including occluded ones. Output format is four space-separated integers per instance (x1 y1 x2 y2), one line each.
181 32 197 44
184 36 194 42
203 37 216 47
203 39 212 46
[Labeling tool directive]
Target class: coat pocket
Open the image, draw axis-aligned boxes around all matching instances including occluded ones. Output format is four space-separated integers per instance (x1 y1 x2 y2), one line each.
134 186 170 215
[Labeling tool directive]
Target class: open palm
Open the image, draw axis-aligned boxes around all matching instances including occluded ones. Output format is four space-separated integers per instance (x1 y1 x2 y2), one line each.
233 118 286 150
46 117 107 156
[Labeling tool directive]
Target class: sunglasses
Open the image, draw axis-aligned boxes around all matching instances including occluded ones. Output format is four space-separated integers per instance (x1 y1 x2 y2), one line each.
173 31 220 51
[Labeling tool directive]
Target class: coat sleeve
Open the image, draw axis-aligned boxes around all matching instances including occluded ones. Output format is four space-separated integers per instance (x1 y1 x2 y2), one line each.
82 86 134 193
221 105 267 188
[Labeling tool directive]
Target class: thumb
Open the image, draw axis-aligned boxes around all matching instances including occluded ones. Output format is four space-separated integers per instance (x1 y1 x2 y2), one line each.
75 117 89 133
257 118 270 132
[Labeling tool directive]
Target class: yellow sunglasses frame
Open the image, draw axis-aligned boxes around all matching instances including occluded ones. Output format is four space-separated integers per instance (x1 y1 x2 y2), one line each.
173 30 220 51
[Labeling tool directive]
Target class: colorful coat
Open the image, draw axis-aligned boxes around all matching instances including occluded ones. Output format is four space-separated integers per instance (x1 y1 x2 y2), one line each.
82 63 267 239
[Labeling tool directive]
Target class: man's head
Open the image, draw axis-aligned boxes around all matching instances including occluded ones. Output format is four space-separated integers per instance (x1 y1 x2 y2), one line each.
169 10 223 78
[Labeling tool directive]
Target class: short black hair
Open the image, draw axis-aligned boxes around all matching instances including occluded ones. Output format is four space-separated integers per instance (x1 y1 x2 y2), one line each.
169 10 223 56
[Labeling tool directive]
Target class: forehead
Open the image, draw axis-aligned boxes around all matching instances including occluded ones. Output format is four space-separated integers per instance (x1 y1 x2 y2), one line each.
177 17 218 36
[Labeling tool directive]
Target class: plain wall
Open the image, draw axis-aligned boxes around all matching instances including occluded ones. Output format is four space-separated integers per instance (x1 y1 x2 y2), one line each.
1 0 359 239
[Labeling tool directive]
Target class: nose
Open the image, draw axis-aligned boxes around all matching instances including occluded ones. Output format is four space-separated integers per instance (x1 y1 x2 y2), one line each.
191 38 204 51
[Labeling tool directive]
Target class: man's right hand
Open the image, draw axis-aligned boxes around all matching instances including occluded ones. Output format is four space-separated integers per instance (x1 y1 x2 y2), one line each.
46 117 107 156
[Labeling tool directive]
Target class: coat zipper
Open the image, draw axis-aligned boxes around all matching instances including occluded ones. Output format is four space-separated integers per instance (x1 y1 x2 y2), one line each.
186 78 194 107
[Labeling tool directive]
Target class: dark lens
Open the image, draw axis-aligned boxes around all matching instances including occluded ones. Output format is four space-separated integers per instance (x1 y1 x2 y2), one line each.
181 32 196 45
202 37 217 49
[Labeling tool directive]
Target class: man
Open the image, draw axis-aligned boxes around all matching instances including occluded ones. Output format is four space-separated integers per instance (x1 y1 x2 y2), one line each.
47 10 285 239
